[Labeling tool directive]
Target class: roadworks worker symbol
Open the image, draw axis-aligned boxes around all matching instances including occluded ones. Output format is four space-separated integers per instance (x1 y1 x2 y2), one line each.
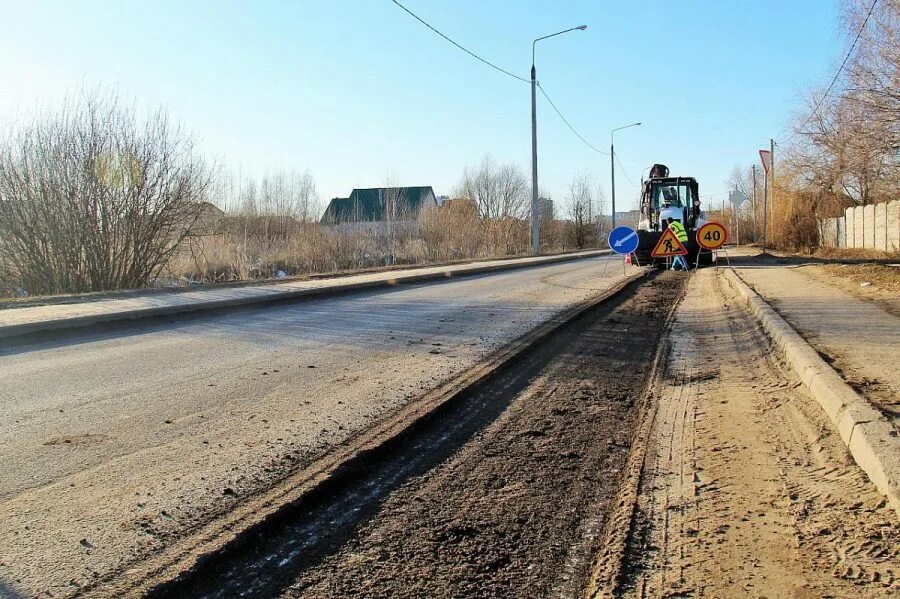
697 222 728 250
651 228 688 258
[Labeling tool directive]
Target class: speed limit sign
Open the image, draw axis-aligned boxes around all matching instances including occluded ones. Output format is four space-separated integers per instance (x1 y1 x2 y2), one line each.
697 222 728 250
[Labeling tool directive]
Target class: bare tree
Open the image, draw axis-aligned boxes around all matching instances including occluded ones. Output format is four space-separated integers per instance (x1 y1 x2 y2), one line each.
0 90 210 295
456 155 528 219
788 1 900 206
567 174 594 248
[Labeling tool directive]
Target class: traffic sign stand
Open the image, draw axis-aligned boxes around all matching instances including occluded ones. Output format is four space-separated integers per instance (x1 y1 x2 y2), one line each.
607 225 648 277
694 222 730 270
629 252 651 278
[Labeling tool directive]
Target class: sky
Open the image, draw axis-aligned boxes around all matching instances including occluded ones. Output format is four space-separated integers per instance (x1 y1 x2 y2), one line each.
0 0 844 214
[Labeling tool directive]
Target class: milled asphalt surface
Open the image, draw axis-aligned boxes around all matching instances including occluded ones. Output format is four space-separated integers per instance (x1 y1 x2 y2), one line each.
735 264 900 425
0 254 633 598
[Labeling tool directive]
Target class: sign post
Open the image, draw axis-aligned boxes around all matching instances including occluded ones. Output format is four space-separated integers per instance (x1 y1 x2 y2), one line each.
607 226 640 274
696 221 728 268
729 189 747 246
759 148 772 254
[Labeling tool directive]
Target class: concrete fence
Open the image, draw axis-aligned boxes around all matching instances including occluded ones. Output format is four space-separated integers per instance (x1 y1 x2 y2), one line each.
818 199 900 252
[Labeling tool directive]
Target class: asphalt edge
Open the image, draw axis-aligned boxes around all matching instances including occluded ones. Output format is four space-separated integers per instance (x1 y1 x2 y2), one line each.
0 250 609 342
81 268 643 598
723 267 900 515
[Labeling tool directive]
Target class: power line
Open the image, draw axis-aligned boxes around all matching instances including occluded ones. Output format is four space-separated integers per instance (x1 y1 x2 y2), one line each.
390 1 607 157
390 0 529 83
793 0 878 137
614 151 635 185
537 83 609 155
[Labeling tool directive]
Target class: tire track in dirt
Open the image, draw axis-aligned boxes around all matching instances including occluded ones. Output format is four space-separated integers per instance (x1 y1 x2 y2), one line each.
616 269 899 598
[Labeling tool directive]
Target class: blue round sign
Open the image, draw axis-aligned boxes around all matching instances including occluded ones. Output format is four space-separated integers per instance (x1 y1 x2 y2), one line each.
607 226 639 255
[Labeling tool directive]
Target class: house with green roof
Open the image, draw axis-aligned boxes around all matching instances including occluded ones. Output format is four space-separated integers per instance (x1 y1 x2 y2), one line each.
320 187 438 228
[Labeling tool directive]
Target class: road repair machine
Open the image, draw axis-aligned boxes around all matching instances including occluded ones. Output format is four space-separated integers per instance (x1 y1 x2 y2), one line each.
633 164 711 266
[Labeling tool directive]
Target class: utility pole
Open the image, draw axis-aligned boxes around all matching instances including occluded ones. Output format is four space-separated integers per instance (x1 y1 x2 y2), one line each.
751 164 758 242
610 145 616 229
531 63 539 255
762 162 769 254
769 138 775 250
530 25 587 256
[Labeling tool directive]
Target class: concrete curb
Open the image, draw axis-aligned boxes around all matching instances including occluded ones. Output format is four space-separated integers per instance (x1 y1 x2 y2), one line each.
0 250 610 342
723 268 900 514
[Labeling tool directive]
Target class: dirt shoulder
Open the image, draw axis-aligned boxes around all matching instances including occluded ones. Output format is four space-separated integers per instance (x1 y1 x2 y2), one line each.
621 269 899 597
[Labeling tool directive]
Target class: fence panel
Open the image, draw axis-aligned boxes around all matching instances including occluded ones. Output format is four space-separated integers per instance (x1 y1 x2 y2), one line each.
888 200 900 252
819 218 839 248
874 202 887 250
864 204 876 249
818 201 899 252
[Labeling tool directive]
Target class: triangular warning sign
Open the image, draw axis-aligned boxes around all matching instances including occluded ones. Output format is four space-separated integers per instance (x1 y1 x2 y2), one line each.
651 228 688 257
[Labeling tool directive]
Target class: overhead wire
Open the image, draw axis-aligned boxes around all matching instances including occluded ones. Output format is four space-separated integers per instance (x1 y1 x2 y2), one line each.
390 0 529 84
614 151 635 185
536 83 608 155
390 0 607 156
789 0 878 142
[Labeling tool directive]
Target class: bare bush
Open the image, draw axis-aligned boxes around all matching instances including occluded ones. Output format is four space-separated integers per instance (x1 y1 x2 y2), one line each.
0 91 209 295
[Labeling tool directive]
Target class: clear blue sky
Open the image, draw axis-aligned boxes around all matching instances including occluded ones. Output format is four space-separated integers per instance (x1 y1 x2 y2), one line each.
0 1 842 213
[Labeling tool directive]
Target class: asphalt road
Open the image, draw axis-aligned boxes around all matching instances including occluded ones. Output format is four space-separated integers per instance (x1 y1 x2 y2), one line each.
0 254 631 598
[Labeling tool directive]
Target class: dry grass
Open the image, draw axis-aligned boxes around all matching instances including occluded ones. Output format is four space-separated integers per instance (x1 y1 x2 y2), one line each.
812 247 900 261
158 217 585 288
817 263 900 293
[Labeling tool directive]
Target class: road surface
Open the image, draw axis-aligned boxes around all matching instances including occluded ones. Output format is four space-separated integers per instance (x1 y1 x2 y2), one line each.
0 254 631 598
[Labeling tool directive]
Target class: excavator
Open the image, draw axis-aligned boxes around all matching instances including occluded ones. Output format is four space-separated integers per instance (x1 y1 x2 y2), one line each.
632 164 711 267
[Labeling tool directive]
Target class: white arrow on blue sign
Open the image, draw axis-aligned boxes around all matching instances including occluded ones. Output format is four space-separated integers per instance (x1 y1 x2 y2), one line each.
607 226 639 255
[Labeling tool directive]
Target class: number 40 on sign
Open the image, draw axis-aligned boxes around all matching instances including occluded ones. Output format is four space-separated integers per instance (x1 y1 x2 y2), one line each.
697 222 727 250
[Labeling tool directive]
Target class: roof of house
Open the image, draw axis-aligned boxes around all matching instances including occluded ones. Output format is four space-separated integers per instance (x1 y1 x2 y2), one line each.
321 186 437 224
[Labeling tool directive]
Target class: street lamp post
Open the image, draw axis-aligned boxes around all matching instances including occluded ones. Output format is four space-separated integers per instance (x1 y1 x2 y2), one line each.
610 122 641 229
531 25 587 255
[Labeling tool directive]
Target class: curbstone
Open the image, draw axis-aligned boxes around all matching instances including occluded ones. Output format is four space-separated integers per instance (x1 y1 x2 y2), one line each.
0 250 611 343
723 267 900 514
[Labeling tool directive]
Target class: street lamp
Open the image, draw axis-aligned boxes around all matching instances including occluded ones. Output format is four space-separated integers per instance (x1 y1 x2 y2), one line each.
531 24 587 255
610 122 641 229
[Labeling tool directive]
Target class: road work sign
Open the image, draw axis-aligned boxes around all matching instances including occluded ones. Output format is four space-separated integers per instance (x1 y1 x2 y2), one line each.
697 222 727 250
651 228 688 258
607 226 639 255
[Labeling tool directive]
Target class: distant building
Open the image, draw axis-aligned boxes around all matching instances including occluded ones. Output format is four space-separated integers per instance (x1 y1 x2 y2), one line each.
188 201 226 235
613 210 642 226
320 186 438 229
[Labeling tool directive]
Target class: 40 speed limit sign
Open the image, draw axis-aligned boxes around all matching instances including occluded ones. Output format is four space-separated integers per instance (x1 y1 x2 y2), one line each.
697 222 728 250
